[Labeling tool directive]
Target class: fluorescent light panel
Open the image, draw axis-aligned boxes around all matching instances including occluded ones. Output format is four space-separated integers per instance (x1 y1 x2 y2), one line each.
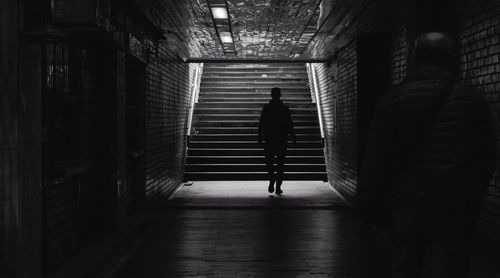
211 7 228 19
220 35 233 43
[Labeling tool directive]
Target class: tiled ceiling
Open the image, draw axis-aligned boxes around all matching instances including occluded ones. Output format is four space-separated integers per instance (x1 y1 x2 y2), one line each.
134 0 407 60
227 0 322 58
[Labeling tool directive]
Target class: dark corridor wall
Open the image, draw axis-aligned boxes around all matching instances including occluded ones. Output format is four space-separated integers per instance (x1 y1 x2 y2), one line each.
3 1 198 274
314 0 500 250
144 43 194 201
312 42 358 203
456 0 500 243
36 39 195 272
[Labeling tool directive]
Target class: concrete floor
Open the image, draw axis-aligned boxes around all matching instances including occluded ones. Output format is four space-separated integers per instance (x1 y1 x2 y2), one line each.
167 181 348 208
101 181 498 278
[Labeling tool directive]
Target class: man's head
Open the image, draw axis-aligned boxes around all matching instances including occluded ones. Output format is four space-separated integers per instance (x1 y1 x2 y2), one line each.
271 87 281 99
414 32 456 71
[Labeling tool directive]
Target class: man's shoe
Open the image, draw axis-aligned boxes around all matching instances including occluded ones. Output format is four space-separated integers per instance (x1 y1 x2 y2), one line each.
268 181 275 193
275 188 283 195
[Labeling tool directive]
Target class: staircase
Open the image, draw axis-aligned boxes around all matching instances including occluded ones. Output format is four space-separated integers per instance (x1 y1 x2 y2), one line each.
184 63 327 181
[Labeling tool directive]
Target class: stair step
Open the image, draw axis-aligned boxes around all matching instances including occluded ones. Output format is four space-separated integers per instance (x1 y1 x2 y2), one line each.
199 98 312 103
194 121 319 127
201 77 308 83
192 127 320 134
195 102 315 109
193 115 318 122
203 68 306 71
204 63 306 68
187 156 325 164
185 164 326 172
201 81 308 86
203 67 306 72
200 95 310 99
184 172 328 181
201 71 308 77
200 98 312 103
193 108 317 115
189 134 321 141
199 91 310 96
187 148 325 156
200 87 309 93
188 141 323 148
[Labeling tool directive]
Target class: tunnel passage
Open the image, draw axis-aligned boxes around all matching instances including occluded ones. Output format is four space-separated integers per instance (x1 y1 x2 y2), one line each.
185 63 327 181
3 0 500 277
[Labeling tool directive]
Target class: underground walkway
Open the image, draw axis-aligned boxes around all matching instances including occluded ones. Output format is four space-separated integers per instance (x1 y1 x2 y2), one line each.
3 1 500 277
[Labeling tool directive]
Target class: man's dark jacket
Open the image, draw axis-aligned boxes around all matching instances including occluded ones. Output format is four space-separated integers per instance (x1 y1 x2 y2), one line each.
258 99 295 145
358 67 496 223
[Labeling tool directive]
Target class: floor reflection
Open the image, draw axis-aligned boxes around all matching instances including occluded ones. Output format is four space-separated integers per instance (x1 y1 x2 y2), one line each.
109 209 368 277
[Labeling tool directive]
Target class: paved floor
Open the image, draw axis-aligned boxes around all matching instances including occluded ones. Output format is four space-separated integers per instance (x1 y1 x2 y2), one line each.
167 181 348 208
103 181 498 278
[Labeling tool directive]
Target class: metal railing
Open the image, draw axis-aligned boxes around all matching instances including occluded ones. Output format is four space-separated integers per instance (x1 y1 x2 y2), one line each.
187 63 203 138
306 63 325 147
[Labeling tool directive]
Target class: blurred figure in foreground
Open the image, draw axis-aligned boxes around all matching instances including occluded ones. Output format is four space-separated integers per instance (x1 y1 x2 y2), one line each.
358 32 496 278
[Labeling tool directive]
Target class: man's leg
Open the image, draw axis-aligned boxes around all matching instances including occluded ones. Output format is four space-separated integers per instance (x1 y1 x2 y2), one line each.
264 145 275 193
275 146 286 194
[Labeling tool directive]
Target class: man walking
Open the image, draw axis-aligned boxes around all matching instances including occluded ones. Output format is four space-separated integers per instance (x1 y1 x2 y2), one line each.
358 32 496 277
258 87 296 195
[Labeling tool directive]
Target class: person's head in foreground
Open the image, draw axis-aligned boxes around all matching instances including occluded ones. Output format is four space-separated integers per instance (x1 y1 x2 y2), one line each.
414 32 456 72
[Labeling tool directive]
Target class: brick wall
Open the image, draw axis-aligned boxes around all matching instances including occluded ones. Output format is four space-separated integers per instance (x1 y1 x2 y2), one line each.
331 42 358 202
313 42 358 203
456 0 500 243
310 63 337 191
1 0 20 275
391 25 408 85
144 42 194 201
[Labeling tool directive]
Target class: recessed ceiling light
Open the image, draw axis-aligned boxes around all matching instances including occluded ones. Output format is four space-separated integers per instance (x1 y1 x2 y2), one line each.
220 35 233 43
211 7 228 19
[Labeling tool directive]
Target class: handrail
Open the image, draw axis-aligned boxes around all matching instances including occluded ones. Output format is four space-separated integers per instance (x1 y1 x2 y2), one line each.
187 64 203 137
307 63 325 146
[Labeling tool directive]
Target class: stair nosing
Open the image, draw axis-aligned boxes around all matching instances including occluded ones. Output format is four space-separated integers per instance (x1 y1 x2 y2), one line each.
184 172 327 174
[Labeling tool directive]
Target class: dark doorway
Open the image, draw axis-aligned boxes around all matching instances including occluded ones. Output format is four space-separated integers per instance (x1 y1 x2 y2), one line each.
41 40 117 273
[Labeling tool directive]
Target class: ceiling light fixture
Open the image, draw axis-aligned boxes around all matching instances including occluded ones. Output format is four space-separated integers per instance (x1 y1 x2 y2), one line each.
211 7 228 19
219 32 233 43
220 35 233 43
207 1 236 55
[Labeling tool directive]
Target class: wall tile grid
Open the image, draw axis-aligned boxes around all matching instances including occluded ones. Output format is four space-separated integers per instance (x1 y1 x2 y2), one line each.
312 41 358 203
391 25 408 85
330 42 358 202
456 0 500 242
144 42 195 202
310 63 337 191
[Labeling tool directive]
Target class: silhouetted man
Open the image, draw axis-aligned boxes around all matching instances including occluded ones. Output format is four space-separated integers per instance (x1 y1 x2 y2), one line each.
358 32 496 278
258 87 296 195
